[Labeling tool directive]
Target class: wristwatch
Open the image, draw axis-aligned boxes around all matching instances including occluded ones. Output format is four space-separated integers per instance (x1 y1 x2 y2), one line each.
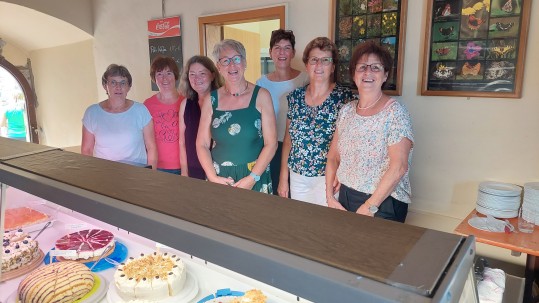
367 203 379 214
249 172 260 182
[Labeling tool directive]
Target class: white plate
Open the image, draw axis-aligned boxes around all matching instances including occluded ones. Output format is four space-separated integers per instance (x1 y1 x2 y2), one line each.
6 273 107 303
107 271 198 303
468 216 514 233
476 204 518 218
479 182 522 196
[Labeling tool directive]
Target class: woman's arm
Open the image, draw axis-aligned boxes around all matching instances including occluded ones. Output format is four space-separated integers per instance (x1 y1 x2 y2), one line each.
143 121 158 169
356 138 412 216
234 87 277 190
196 93 234 185
277 119 292 197
81 126 95 156
178 100 189 176
325 129 345 209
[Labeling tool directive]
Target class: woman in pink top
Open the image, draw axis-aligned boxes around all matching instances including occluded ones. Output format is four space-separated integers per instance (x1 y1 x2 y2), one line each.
144 56 185 174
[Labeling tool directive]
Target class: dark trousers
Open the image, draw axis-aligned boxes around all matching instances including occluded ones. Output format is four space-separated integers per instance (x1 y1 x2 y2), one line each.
338 184 408 223
270 141 284 195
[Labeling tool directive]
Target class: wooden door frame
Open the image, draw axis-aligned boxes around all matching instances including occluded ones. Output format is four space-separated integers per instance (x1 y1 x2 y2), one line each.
198 5 287 56
0 56 39 143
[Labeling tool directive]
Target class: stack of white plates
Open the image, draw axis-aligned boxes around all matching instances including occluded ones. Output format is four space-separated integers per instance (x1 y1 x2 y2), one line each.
522 182 539 224
476 181 521 218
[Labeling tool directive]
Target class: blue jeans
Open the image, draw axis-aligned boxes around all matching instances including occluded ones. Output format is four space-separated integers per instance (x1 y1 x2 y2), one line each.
157 168 181 175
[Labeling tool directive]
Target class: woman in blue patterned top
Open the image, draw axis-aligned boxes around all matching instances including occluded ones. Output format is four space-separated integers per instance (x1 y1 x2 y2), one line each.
278 37 355 205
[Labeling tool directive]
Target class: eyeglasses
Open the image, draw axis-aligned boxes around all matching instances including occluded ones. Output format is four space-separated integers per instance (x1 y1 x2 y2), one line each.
355 63 384 73
218 55 242 66
108 80 128 88
308 57 333 66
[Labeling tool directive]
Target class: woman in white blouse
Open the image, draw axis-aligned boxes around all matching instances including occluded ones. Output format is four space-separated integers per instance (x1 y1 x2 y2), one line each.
325 41 413 222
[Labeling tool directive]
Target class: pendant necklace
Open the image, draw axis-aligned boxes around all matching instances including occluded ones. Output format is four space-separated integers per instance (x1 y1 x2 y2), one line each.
357 92 383 110
225 82 249 97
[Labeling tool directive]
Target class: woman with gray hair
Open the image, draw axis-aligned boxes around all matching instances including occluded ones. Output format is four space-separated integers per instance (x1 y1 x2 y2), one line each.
196 39 277 193
82 64 157 169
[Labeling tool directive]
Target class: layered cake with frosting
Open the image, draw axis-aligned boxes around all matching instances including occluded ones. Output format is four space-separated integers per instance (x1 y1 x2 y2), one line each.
2 229 40 272
55 229 114 260
18 261 94 303
114 252 187 300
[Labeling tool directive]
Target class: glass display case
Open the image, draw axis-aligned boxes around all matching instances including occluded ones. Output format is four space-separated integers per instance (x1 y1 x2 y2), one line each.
0 138 478 302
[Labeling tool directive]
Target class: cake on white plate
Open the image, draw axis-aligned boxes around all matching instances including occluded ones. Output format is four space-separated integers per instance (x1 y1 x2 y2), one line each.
2 229 40 272
54 229 114 260
114 251 187 300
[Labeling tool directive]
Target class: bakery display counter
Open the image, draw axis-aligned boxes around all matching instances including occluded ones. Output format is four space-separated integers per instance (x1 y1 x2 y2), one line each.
0 138 478 302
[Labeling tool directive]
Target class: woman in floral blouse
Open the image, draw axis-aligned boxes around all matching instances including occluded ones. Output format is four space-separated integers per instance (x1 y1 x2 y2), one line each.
278 37 355 205
325 41 414 222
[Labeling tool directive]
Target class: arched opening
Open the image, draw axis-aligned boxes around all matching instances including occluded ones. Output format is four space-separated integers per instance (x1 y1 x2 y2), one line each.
0 57 38 143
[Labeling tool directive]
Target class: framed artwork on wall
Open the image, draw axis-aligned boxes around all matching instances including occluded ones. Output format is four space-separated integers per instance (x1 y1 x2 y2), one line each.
421 0 531 98
331 0 408 95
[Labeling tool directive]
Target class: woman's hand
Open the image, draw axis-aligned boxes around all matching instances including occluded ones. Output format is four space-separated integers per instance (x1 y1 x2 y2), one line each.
327 196 345 210
277 180 289 198
233 176 256 190
356 203 374 217
208 175 235 186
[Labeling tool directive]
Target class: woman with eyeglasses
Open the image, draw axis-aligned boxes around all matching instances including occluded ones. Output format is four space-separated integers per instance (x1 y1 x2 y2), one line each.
256 29 309 195
178 56 223 180
325 41 414 222
279 37 355 205
144 56 184 174
197 39 277 193
82 64 157 169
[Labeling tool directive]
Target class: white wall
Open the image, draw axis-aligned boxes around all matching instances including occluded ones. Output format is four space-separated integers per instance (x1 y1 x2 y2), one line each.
30 39 97 147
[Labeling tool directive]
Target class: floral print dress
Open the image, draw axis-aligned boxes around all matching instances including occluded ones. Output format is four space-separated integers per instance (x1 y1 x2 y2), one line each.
210 86 272 194
287 84 355 177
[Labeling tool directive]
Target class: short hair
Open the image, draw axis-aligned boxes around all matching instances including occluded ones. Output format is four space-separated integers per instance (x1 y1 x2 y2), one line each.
302 37 338 66
270 29 296 50
101 64 132 87
212 39 247 63
150 55 180 82
179 56 224 100
348 40 393 79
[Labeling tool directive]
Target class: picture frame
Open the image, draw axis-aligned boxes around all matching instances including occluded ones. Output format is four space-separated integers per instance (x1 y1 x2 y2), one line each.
421 0 531 98
331 0 408 95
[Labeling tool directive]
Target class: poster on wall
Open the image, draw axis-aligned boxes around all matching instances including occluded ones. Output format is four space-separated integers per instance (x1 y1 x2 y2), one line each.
147 16 183 91
421 0 532 98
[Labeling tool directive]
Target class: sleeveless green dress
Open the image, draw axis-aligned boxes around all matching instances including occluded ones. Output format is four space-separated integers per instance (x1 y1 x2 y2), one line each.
210 85 272 194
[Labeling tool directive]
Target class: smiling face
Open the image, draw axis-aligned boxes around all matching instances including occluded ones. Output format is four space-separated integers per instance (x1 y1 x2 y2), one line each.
270 39 295 69
305 48 335 83
217 47 245 83
104 75 130 100
188 62 214 96
154 66 177 92
353 53 388 93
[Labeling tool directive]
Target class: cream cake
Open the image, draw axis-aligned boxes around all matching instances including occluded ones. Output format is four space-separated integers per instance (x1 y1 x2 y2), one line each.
114 252 187 300
54 229 114 260
231 290 267 303
2 229 40 273
18 261 94 303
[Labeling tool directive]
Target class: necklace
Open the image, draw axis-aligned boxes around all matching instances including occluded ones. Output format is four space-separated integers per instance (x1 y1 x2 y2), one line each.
357 92 383 110
225 82 249 97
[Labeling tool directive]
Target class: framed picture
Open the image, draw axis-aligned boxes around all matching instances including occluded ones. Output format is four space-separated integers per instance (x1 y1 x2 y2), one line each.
421 0 531 98
331 0 408 95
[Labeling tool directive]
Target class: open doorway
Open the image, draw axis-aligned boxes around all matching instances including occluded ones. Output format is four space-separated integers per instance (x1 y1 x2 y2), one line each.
0 59 37 143
198 5 286 83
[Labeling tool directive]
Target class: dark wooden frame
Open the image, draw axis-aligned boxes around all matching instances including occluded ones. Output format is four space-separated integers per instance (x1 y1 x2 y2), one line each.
421 0 531 98
331 0 408 95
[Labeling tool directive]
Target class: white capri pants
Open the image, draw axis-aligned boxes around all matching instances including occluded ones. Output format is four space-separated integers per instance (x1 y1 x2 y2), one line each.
289 170 328 207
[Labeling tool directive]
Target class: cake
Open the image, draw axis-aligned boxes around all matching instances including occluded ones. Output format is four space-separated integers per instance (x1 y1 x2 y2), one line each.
4 207 49 231
114 252 187 300
55 229 114 260
2 229 40 273
18 261 94 303
231 290 267 303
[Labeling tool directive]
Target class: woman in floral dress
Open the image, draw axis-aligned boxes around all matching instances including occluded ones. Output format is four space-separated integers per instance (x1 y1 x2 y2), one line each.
278 37 355 205
196 39 277 193
325 41 413 222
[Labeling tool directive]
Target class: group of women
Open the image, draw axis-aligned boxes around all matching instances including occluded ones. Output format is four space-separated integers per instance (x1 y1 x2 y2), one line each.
81 30 414 223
